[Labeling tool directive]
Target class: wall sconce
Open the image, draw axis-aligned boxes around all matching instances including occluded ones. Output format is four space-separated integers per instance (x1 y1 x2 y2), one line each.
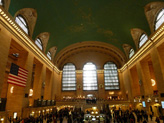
155 98 158 102
91 111 94 114
1 118 4 121
151 79 156 86
109 92 114 95
92 107 97 110
29 89 33 97
147 98 151 102
10 86 14 94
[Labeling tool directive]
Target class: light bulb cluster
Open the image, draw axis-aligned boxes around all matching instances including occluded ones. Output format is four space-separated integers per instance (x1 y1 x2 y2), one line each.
120 24 164 72
0 8 60 73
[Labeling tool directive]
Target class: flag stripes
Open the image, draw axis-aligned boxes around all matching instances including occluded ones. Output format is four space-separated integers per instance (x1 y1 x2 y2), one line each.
7 63 28 87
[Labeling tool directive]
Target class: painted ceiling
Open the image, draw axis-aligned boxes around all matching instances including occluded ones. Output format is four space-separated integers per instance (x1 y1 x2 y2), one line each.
8 0 163 54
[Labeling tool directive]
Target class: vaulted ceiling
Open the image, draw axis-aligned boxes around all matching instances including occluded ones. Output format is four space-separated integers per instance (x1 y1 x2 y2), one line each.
8 0 163 54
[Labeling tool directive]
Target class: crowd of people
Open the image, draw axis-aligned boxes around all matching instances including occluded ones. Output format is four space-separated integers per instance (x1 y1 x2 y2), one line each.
109 109 163 123
7 107 164 123
8 107 84 123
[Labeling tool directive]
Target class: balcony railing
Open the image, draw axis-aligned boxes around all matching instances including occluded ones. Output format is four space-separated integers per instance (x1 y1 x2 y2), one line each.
33 100 56 107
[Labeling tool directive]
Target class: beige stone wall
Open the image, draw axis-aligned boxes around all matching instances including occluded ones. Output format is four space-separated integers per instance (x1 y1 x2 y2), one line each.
58 71 126 100
0 23 59 116
120 26 164 110
1 4 164 117
129 66 140 97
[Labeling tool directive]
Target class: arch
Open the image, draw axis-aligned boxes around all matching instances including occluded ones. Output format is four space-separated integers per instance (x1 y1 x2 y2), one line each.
0 0 3 6
129 48 135 58
83 62 98 91
35 38 43 51
62 63 76 91
14 8 37 37
155 9 164 30
122 44 134 59
47 51 52 60
131 28 148 49
0 0 10 11
48 46 57 61
104 62 119 90
54 41 127 70
139 33 148 48
144 2 164 33
15 15 29 34
35 32 50 52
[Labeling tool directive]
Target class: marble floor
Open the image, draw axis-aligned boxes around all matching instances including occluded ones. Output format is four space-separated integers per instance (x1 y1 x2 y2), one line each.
54 117 163 123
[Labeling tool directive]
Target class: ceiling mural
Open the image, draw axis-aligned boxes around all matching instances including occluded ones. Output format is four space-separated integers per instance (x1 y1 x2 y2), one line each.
8 0 163 55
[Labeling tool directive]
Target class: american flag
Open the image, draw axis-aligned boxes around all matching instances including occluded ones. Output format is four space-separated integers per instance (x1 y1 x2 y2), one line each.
7 63 28 87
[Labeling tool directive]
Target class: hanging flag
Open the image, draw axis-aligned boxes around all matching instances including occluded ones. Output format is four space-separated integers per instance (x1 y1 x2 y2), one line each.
7 63 28 87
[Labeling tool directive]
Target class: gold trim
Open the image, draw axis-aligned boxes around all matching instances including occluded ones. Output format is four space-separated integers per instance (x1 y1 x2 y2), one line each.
0 7 60 73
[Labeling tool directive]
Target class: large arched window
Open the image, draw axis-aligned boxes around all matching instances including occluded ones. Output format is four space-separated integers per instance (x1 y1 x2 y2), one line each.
129 48 135 58
62 63 76 91
83 62 98 90
35 38 43 50
15 15 29 34
104 62 119 90
0 0 3 6
139 33 148 48
155 9 164 30
47 51 51 60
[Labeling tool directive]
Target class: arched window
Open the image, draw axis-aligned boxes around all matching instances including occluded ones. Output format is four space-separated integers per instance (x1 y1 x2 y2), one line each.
62 63 76 91
35 38 43 50
139 33 148 48
129 48 135 58
47 51 51 60
155 9 164 30
83 62 98 90
15 15 29 34
0 0 3 6
104 62 119 90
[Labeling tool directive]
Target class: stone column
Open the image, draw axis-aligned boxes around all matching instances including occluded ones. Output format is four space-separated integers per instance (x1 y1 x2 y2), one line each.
98 71 105 99
44 69 53 100
136 61 153 96
122 69 133 101
76 72 82 98
150 47 164 97
0 26 11 96
32 62 45 102
118 71 126 100
53 71 62 100
22 52 34 108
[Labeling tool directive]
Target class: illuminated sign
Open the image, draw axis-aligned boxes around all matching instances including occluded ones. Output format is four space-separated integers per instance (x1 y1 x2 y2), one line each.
161 101 164 109
142 101 146 107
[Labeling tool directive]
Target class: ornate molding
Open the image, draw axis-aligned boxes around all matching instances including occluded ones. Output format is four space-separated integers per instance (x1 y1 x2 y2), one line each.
144 2 164 33
48 46 57 61
54 41 127 70
14 8 37 38
122 44 133 59
131 28 147 50
35 32 50 53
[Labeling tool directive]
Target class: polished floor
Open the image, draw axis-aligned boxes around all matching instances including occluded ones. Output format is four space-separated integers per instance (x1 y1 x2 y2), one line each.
54 117 162 123
6 116 163 123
